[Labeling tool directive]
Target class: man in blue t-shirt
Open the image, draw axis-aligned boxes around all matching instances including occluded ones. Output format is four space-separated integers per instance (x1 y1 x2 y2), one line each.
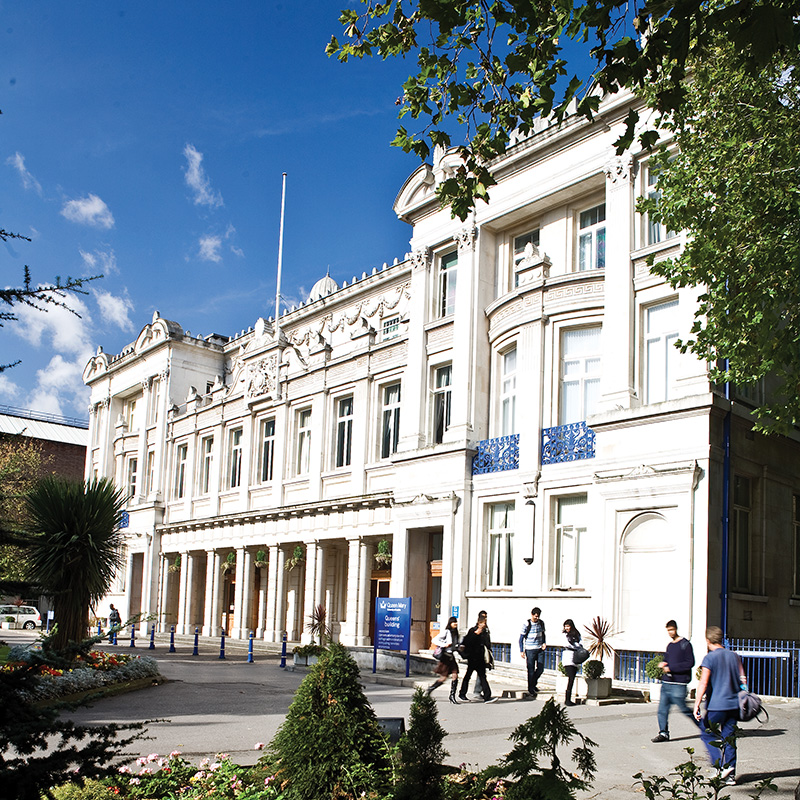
651 620 696 742
693 626 746 785
519 607 546 698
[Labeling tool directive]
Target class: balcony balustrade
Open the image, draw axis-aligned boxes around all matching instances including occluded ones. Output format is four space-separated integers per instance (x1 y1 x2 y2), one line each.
541 421 595 464
472 434 519 475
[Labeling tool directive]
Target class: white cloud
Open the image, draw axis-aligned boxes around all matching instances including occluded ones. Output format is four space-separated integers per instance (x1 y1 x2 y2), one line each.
94 289 134 332
61 194 115 229
12 294 93 357
0 374 21 402
6 151 42 195
230 245 244 258
28 353 92 418
198 235 223 263
80 247 118 275
183 143 223 208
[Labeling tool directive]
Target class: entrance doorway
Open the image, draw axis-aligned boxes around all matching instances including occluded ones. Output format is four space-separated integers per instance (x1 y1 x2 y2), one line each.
368 574 390 643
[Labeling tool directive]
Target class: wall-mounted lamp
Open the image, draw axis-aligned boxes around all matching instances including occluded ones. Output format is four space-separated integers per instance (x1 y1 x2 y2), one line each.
523 500 535 564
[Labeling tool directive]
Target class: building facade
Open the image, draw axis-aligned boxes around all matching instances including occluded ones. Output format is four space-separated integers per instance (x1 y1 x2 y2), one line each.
83 90 800 667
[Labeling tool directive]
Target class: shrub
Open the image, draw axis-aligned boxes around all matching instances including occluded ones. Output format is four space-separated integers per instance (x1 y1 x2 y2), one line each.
264 641 392 799
583 660 605 680
394 687 448 800
645 656 665 681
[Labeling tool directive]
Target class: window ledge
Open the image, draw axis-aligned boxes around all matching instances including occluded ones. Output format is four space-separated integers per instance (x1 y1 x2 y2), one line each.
788 597 800 607
730 592 769 603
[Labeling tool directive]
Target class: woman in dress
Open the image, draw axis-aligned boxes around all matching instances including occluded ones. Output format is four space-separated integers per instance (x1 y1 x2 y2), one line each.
426 616 461 703
561 618 581 706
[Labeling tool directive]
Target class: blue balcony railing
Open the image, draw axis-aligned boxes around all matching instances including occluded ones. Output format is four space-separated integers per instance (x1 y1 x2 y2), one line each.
541 421 595 464
472 434 520 475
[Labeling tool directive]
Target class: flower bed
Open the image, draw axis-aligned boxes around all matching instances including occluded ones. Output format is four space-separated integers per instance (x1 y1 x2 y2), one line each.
3 649 162 703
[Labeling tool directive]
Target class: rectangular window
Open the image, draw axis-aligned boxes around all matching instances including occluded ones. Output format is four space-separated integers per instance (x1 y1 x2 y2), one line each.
732 475 752 592
260 419 275 483
578 203 606 271
645 165 677 246
200 436 214 494
148 379 160 426
382 316 400 340
794 495 800 597
335 396 354 468
560 327 601 424
438 252 458 317
296 409 312 476
228 428 243 488
123 395 140 432
433 365 452 444
126 457 138 501
487 502 514 587
174 443 188 499
555 496 586 588
500 347 517 436
381 383 401 459
645 300 679 404
145 449 155 495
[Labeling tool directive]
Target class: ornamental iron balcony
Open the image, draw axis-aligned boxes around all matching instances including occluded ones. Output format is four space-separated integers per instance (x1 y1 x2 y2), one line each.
541 421 595 464
472 434 519 475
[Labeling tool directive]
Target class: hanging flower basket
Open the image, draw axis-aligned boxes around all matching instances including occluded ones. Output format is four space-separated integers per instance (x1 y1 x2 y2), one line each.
220 553 236 574
285 545 305 571
168 555 181 574
374 539 392 568
254 549 268 569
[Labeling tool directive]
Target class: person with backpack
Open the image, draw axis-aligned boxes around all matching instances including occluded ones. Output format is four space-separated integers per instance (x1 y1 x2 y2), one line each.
651 619 696 743
519 607 546 698
693 626 747 785
107 603 122 642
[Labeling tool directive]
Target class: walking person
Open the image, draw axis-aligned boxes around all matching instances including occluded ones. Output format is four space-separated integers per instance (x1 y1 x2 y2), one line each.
458 611 498 703
107 603 121 642
652 619 696 742
561 619 581 706
426 616 461 704
519 607 546 698
693 626 746 785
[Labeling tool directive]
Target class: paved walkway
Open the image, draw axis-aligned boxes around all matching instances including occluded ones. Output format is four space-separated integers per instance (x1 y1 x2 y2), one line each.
6 631 799 798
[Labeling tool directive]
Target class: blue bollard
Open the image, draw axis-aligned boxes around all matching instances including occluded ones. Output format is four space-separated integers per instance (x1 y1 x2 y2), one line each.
219 629 226 659
247 631 254 663
112 629 118 645
97 621 102 637
130 625 136 648
279 630 287 668
193 627 199 656
149 624 156 650
169 625 176 653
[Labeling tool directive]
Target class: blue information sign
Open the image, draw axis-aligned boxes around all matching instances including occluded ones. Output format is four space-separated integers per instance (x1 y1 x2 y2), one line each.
373 596 412 676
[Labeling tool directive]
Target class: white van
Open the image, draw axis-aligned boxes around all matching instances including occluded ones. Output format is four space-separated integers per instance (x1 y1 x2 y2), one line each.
0 604 41 629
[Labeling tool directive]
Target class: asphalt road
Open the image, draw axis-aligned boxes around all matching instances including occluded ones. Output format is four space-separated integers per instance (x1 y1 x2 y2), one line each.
5 630 799 798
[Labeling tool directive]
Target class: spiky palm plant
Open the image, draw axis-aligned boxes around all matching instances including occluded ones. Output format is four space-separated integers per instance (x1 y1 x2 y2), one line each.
582 616 620 661
306 603 332 646
24 477 126 650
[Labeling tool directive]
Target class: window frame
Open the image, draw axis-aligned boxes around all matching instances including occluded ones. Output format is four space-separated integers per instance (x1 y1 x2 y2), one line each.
380 382 402 459
731 474 753 592
793 494 800 598
227 427 243 489
126 456 138 501
486 501 515 588
644 299 680 404
553 495 587 589
437 251 458 318
199 435 214 495
641 161 678 247
577 202 606 271
334 395 354 469
295 407 312 476
499 345 517 436
381 316 400 341
148 378 160 427
259 418 276 483
432 364 453 444
174 443 188 499
145 448 155 495
559 326 602 425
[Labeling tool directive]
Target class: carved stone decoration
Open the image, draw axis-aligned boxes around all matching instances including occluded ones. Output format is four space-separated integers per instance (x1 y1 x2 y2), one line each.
454 224 478 252
246 353 279 399
604 154 633 185
410 247 431 272
515 242 552 284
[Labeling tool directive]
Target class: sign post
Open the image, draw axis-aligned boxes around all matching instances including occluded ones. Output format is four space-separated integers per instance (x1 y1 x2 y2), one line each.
373 597 412 677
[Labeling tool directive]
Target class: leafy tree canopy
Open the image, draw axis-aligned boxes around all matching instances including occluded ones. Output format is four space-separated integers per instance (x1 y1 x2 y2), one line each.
641 40 800 430
329 0 799 219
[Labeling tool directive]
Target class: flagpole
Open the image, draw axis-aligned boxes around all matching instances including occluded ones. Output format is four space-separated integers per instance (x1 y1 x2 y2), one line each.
275 172 287 340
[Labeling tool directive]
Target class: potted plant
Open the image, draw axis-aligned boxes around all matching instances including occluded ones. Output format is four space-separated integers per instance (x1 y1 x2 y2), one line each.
254 549 268 569
582 616 619 700
292 642 326 666
221 552 236 574
645 654 666 702
285 545 305 571
168 554 181 574
306 604 332 646
374 539 392 569
1 615 15 630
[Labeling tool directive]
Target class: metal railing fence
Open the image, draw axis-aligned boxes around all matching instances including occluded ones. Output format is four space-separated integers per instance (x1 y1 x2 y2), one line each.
727 638 800 698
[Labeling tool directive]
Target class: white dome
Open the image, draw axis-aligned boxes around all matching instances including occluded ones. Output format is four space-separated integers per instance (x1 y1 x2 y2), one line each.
308 274 339 303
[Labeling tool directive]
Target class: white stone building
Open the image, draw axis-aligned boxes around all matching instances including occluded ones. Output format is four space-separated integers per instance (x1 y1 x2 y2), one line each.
83 89 800 673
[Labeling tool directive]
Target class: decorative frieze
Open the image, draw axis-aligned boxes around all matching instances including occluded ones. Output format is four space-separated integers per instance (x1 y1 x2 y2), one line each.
246 354 279 399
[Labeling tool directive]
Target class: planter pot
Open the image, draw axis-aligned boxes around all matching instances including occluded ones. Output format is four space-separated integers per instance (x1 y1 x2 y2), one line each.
1 621 17 630
292 654 319 667
586 677 612 699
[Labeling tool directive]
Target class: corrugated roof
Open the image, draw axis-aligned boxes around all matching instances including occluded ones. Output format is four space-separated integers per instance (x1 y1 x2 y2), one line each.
0 414 88 446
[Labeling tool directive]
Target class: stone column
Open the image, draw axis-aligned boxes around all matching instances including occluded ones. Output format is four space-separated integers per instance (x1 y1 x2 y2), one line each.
184 552 196 629
256 559 268 638
302 542 318 644
357 540 373 645
265 545 279 641
274 546 287 641
232 546 246 638
176 550 190 634
209 551 223 637
202 550 216 636
158 555 169 633
238 548 254 638
343 538 361 645
599 153 636 411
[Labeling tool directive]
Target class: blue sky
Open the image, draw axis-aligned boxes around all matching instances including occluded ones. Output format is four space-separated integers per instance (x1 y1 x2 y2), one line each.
0 1 420 419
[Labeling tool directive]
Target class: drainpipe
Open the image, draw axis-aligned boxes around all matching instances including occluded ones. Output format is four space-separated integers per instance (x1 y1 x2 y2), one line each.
720 359 731 640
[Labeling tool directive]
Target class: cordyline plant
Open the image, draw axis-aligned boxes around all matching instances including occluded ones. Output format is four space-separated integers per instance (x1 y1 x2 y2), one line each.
306 604 332 647
583 616 620 661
